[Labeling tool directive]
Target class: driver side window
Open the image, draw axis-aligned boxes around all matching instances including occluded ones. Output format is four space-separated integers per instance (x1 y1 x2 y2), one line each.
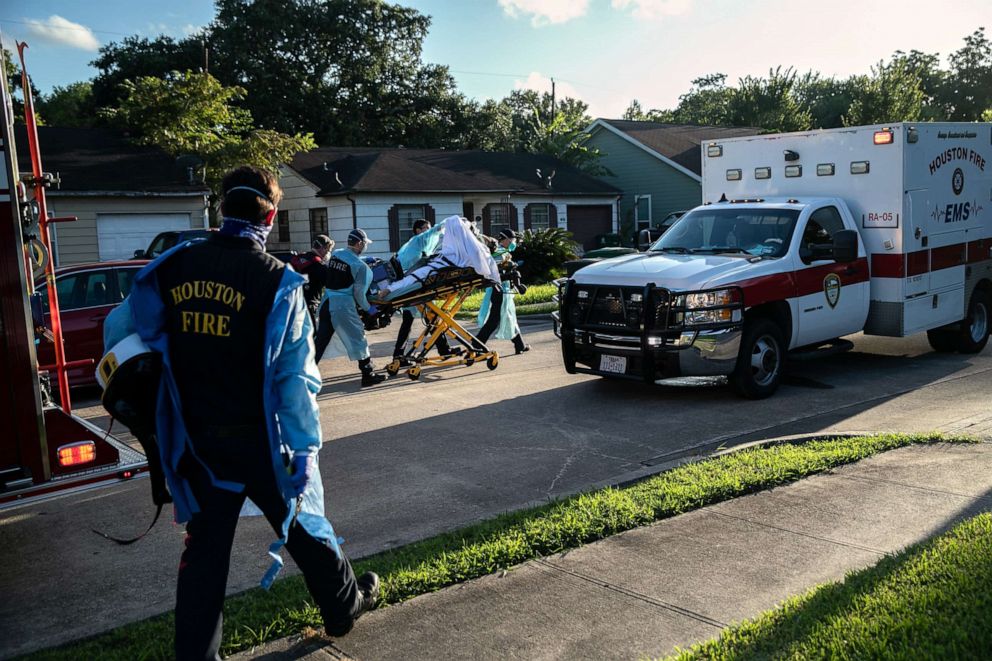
799 206 845 263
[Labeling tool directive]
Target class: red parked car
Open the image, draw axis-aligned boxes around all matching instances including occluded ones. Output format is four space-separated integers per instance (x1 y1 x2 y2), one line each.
34 260 146 387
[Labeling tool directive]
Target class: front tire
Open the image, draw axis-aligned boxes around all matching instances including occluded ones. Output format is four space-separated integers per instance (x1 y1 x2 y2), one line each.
730 317 785 399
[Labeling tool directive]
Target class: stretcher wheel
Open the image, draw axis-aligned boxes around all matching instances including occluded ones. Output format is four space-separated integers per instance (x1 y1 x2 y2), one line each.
487 353 499 370
464 352 476 367
386 359 401 376
408 366 422 380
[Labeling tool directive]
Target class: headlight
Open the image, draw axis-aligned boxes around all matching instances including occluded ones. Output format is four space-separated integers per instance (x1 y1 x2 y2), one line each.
686 308 740 324
683 289 738 309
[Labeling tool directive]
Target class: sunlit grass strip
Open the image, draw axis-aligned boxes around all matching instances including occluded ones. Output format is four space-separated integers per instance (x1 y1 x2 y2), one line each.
28 433 968 660
666 511 992 660
458 283 557 312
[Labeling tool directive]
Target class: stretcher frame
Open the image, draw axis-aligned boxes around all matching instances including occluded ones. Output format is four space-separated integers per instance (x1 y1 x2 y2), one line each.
374 267 500 380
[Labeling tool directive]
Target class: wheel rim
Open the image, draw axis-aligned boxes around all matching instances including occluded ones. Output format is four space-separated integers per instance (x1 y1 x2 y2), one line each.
969 302 988 344
749 334 780 387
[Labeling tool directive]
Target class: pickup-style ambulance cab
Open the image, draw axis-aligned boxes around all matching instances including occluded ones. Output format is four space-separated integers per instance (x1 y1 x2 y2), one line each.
554 123 992 398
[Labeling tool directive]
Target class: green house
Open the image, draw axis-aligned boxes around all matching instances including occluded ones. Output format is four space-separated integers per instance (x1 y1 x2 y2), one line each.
586 119 761 239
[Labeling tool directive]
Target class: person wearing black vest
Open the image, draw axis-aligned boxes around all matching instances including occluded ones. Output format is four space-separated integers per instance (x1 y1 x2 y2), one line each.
148 167 378 659
290 234 334 328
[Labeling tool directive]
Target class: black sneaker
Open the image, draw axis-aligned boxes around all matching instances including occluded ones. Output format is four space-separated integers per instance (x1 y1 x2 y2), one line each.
393 355 412 367
324 572 380 637
514 344 531 355
361 371 386 387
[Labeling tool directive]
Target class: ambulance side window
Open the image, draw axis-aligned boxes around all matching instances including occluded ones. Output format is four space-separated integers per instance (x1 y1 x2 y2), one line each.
799 206 845 263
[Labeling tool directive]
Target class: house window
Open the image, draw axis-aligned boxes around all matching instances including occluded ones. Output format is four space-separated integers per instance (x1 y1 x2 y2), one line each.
277 210 290 243
529 204 552 231
635 195 652 232
309 208 327 243
395 204 427 247
489 204 511 238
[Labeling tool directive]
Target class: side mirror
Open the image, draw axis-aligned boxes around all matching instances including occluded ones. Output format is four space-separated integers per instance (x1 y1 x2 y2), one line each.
833 230 858 263
133 249 145 259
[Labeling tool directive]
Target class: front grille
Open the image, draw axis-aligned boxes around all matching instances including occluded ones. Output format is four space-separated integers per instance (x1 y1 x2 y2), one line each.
588 287 627 327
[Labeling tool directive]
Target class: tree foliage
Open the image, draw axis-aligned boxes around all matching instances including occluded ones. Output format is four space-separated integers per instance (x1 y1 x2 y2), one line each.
620 27 990 132
3 47 42 123
102 71 315 196
37 82 96 127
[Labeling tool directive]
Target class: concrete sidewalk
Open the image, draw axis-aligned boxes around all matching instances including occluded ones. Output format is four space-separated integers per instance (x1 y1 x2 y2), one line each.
232 441 992 660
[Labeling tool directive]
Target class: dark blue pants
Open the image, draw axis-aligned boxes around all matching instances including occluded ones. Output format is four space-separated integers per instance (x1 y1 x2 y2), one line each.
174 438 359 660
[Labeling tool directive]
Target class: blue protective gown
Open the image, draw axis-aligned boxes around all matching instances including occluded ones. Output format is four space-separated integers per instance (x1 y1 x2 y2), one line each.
396 221 446 318
477 246 519 340
322 248 373 361
103 242 338 588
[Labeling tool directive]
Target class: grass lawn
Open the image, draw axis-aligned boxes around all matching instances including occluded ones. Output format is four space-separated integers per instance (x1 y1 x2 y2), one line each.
30 433 968 660
666 511 992 660
457 283 557 313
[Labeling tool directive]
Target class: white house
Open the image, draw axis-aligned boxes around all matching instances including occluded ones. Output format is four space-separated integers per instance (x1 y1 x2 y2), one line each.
272 147 622 257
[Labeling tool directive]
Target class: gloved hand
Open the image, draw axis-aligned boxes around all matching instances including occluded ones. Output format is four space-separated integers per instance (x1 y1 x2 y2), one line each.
289 451 315 497
367 304 380 316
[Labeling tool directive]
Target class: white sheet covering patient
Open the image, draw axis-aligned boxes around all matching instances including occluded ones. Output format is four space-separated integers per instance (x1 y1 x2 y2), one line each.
378 215 500 300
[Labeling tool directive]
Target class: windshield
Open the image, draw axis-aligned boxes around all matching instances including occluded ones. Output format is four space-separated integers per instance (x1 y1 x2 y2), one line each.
651 207 800 258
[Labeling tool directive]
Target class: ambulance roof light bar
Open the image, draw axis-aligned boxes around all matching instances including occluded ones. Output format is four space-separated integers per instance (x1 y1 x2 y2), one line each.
873 129 894 145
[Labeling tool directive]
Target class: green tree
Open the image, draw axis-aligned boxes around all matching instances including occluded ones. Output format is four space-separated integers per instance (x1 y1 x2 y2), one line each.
37 82 96 127
843 59 925 125
944 27 992 120
794 72 855 129
526 111 610 176
662 73 732 126
3 47 42 123
102 71 314 198
622 99 649 121
888 49 947 120
726 67 811 132
90 35 204 109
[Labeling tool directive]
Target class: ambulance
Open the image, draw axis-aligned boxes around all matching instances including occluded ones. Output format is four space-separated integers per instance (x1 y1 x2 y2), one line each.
553 123 992 398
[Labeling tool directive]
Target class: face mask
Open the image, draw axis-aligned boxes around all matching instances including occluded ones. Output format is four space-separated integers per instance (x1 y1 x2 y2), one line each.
507 241 517 252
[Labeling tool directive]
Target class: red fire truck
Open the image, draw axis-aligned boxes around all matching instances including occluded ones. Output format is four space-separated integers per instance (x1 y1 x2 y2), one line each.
0 44 145 507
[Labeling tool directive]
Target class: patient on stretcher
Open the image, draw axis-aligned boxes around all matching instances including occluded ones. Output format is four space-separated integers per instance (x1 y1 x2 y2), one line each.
373 215 501 301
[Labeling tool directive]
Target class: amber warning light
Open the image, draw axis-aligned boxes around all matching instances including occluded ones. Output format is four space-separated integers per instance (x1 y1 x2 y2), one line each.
873 130 894 145
58 441 96 467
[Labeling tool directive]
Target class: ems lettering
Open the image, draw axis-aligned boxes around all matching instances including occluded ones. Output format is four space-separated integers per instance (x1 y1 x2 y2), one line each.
180 310 232 336
944 202 972 222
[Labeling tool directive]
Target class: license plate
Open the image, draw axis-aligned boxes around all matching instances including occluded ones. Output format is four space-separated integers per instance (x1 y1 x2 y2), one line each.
599 354 627 374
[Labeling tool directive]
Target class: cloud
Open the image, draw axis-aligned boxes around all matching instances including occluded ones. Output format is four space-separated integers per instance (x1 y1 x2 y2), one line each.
22 15 100 51
514 71 583 98
611 0 693 20
498 0 590 26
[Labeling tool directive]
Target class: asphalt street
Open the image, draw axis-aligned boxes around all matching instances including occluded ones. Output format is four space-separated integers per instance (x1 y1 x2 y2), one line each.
3 318 992 657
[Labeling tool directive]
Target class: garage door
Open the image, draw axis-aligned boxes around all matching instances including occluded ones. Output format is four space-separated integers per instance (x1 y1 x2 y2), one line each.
566 205 614 251
97 214 191 262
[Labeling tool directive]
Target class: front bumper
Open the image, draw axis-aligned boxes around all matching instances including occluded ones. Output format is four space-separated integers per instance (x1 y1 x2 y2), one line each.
552 279 743 383
553 319 742 382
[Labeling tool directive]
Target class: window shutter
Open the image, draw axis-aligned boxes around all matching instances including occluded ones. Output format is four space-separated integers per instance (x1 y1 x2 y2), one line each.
388 205 400 252
523 204 531 231
425 204 435 225
509 204 519 231
549 203 558 228
482 204 492 236
462 201 474 221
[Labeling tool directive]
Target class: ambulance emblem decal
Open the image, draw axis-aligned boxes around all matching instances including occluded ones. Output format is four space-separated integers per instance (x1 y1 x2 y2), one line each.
824 273 841 309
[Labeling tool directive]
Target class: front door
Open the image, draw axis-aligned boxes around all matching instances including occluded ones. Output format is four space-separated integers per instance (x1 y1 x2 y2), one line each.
792 205 869 347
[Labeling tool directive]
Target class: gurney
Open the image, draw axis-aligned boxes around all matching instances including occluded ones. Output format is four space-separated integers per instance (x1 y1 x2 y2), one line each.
363 215 510 380
370 262 510 380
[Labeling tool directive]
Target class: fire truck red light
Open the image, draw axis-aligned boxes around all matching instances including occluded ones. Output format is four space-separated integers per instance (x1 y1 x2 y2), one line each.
57 441 96 467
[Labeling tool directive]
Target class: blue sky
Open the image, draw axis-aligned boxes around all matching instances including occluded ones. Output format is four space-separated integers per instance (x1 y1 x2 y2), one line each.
1 0 989 118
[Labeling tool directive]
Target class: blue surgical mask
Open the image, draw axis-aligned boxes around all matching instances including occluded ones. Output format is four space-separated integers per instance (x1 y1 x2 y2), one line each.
508 241 517 252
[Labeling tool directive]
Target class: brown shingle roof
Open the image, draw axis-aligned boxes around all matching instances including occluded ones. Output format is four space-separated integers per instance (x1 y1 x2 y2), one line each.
288 148 621 196
595 120 763 175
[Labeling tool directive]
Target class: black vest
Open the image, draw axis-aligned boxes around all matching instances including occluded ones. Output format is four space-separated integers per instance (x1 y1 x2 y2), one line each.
156 234 284 439
290 250 327 312
324 256 355 291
